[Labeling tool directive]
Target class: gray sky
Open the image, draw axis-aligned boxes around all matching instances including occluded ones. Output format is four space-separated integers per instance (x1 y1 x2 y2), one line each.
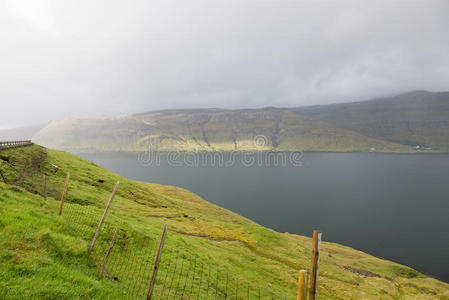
1 0 449 128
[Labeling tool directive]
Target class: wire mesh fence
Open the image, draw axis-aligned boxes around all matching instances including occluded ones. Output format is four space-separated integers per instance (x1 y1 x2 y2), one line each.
60 201 161 298
0 146 66 200
1 152 294 300
21 171 64 199
102 228 159 298
59 198 291 300
152 245 289 300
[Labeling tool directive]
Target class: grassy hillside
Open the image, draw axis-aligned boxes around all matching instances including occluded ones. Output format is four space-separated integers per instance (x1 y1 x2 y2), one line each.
296 91 449 150
30 91 449 153
33 108 406 153
1 145 449 299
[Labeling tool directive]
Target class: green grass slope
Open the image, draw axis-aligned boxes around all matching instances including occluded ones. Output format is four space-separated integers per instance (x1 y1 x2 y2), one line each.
1 145 449 299
32 109 407 153
31 91 449 153
296 91 449 151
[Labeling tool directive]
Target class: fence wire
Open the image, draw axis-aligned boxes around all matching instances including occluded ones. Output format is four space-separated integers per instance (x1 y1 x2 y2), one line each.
61 202 162 299
60 200 291 300
1 154 292 300
0 146 67 201
152 245 289 300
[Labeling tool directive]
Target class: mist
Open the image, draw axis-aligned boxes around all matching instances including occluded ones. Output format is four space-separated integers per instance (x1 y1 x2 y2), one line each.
1 0 449 127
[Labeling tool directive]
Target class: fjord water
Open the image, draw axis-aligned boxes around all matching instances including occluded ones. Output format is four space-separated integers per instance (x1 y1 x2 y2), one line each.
82 152 449 282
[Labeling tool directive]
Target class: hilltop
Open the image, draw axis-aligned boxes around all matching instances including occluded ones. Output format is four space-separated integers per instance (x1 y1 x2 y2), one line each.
296 91 449 149
1 145 448 299
28 91 449 153
32 108 404 153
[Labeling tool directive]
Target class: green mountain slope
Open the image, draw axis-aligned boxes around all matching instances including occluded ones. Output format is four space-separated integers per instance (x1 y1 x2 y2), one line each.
296 91 449 150
31 91 449 153
33 108 406 153
1 145 449 299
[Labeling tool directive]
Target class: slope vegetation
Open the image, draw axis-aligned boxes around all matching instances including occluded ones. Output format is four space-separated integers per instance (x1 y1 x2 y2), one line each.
33 109 405 153
30 91 449 153
296 91 449 150
1 145 448 299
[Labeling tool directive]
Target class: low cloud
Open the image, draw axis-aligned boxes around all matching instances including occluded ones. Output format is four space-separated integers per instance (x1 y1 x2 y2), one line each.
1 0 448 127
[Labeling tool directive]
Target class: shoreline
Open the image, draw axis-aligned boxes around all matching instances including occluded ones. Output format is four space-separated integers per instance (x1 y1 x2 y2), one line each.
72 149 449 155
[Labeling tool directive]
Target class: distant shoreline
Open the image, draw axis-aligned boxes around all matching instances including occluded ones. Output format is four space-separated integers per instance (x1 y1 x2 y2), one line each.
72 149 449 156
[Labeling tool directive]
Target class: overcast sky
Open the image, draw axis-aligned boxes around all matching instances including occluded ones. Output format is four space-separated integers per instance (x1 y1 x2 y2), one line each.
1 0 449 128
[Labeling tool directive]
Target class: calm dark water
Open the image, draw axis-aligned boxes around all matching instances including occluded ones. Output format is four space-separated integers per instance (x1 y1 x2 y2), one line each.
81 152 449 282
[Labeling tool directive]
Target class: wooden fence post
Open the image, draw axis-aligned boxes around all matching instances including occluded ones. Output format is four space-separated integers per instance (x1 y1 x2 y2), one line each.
0 169 7 184
43 173 47 200
88 181 120 254
308 230 322 300
297 269 308 300
100 227 120 277
58 172 70 216
147 225 168 300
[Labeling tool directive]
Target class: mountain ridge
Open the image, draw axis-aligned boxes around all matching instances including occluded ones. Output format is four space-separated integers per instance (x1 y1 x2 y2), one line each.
4 91 449 153
32 109 405 153
296 90 449 148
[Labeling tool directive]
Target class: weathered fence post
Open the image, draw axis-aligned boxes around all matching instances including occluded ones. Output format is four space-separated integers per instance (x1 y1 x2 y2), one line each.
147 225 168 300
58 172 70 216
43 173 47 200
297 269 308 300
0 169 7 184
308 230 321 300
100 227 120 276
89 181 120 254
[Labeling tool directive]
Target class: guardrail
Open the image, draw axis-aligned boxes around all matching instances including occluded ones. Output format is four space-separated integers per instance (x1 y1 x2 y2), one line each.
0 140 33 150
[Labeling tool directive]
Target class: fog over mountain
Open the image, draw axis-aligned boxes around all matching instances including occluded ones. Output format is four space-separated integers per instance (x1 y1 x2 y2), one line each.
25 91 449 153
1 0 449 128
